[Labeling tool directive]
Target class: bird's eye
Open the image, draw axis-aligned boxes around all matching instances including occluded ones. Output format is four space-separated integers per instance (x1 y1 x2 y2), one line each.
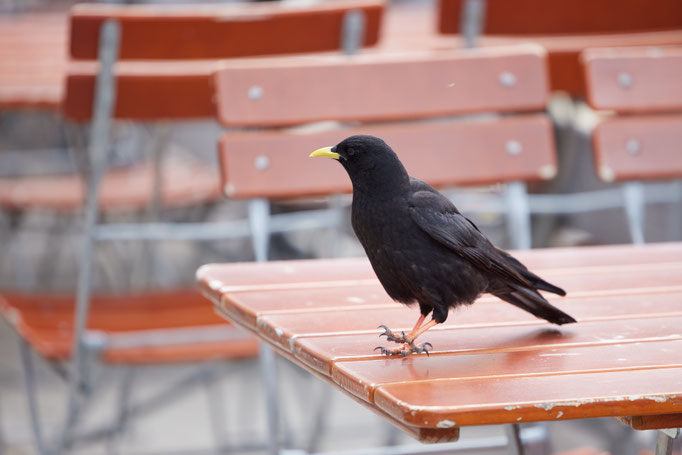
347 148 356 156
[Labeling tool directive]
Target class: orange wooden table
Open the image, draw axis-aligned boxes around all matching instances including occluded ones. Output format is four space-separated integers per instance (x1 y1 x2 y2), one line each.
197 243 682 443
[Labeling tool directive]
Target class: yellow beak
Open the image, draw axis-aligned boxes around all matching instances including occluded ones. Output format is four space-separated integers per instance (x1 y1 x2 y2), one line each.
309 146 340 160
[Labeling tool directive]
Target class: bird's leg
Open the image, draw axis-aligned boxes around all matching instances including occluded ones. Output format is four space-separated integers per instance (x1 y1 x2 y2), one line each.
408 314 426 338
409 318 439 340
375 317 439 357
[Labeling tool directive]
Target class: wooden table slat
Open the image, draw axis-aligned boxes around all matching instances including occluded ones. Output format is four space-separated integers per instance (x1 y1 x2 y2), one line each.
231 289 682 351
295 315 682 376
373 367 682 428
334 339 682 402
196 242 682 298
203 259 682 331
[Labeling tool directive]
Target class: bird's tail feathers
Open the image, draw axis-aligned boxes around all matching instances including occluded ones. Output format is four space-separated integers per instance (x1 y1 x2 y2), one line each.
497 249 566 296
527 276 566 297
499 285 576 325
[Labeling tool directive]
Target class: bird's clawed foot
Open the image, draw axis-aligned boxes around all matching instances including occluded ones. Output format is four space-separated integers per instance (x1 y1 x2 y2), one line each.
411 341 433 356
374 340 433 357
376 325 433 356
377 324 409 344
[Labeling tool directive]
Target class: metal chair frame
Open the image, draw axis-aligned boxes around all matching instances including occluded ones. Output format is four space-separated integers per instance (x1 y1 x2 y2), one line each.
16 19 257 455
15 9 375 455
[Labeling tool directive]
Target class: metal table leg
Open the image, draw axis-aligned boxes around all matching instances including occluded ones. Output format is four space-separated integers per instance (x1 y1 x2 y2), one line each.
656 428 680 455
506 423 526 455
260 343 280 455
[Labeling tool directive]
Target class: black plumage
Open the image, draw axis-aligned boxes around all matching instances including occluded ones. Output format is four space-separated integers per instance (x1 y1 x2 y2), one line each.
310 135 575 356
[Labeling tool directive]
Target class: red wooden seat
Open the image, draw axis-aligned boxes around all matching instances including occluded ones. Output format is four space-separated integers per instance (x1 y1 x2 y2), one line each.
435 0 682 96
0 290 258 364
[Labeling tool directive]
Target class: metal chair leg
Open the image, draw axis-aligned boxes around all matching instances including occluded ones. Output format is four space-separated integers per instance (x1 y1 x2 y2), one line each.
341 9 365 56
139 123 171 288
623 182 646 244
460 0 486 49
203 365 229 452
18 338 50 455
248 198 271 263
106 367 136 455
505 181 532 250
63 18 120 451
668 180 682 241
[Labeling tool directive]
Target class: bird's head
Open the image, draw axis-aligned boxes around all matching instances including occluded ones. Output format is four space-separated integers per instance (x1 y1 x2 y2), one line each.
309 135 409 192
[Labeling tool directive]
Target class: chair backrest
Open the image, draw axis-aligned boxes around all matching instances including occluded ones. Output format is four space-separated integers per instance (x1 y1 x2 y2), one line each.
435 0 682 97
62 0 385 121
582 46 682 182
214 45 557 199
437 0 682 36
69 1 384 60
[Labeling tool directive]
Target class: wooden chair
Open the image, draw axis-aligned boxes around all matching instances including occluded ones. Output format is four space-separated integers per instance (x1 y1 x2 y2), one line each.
582 45 682 244
436 0 682 96
1 2 385 454
215 45 557 253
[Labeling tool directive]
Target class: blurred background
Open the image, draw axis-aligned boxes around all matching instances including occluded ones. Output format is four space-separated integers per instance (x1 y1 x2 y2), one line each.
1 0 681 454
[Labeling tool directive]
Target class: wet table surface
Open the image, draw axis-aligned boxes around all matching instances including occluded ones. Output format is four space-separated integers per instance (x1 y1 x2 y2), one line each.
197 242 682 442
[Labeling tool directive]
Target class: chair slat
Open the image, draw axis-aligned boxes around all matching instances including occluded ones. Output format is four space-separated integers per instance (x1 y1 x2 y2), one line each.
69 0 384 60
438 0 682 35
218 113 556 199
63 62 218 120
0 155 221 211
593 115 682 182
215 46 548 127
583 46 682 112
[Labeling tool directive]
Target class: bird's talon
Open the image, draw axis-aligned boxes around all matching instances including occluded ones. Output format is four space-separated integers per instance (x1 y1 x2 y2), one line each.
374 346 389 356
375 345 404 356
377 324 407 344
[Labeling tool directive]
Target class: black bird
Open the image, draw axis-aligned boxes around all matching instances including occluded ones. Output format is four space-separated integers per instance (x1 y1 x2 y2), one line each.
310 135 576 356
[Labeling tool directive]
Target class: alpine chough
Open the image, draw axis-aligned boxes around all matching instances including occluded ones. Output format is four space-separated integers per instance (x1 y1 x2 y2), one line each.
310 135 575 357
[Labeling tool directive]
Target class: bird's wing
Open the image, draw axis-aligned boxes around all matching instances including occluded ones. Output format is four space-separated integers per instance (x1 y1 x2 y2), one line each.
408 188 531 287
